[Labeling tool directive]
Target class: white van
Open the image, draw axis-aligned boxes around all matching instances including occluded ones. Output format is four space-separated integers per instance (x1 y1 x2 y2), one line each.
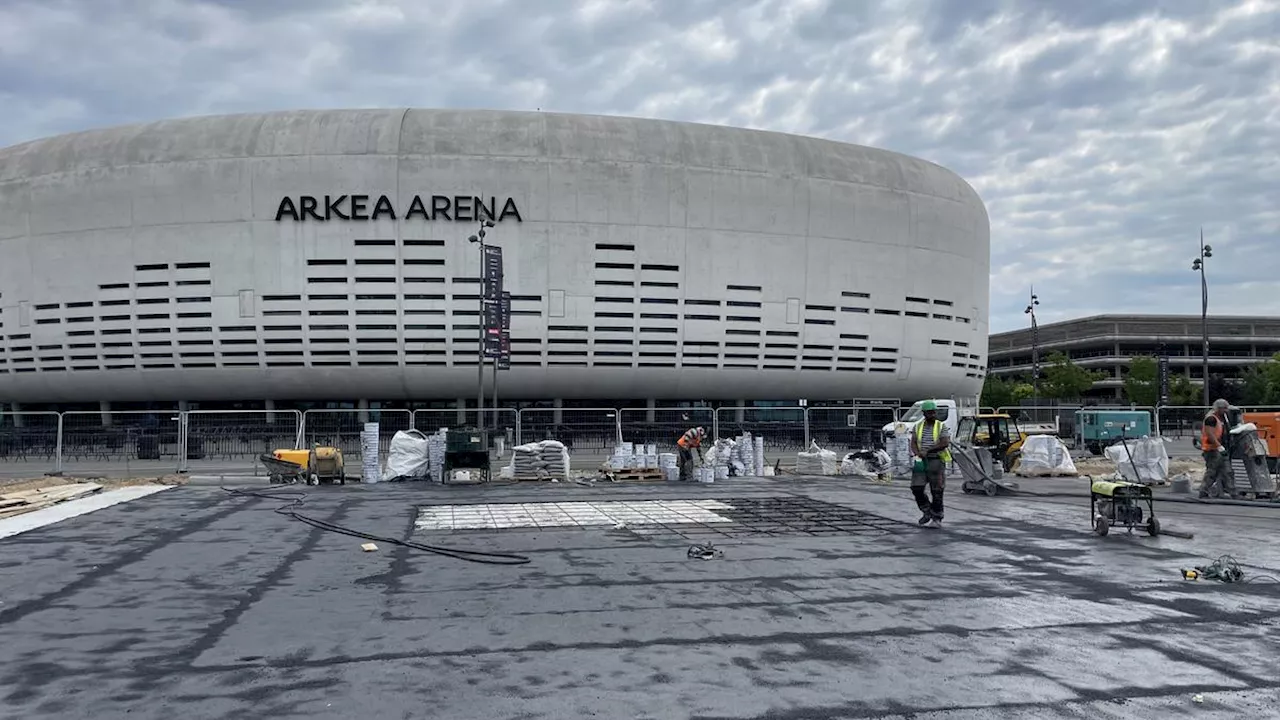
882 399 964 447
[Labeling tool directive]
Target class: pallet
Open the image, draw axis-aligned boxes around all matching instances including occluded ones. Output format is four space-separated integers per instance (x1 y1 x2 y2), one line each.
1235 491 1276 502
0 483 104 520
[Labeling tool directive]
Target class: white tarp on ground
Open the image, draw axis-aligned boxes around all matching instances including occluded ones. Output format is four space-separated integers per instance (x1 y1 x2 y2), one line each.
382 429 432 482
840 450 892 478
1017 435 1078 477
797 441 838 476
1104 436 1169 484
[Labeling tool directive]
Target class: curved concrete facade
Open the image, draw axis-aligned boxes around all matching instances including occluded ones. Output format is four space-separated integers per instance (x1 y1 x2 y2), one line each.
0 109 990 403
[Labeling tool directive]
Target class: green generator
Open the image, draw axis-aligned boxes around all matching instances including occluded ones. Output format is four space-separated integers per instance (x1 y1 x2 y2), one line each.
443 427 490 484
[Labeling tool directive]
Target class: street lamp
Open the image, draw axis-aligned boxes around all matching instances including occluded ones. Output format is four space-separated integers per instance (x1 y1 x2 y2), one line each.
468 219 497 424
1191 229 1212 406
1024 288 1040 397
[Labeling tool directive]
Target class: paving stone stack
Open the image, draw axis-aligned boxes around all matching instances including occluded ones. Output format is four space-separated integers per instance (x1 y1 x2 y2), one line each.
360 422 380 483
426 428 447 483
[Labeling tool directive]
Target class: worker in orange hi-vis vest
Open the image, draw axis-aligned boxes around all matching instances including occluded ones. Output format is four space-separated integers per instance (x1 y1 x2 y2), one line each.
1199 398 1237 499
676 426 706 482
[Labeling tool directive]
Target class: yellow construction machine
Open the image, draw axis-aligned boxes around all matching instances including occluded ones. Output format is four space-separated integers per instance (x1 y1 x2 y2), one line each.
955 413 1028 473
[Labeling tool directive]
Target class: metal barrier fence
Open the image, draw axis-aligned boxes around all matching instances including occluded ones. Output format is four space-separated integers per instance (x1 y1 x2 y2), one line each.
2 401 945 480
714 406 807 470
0 411 61 476
181 410 304 476
807 403 900 452
412 409 519 474
617 408 716 457
517 407 621 473
59 410 181 479
303 409 413 478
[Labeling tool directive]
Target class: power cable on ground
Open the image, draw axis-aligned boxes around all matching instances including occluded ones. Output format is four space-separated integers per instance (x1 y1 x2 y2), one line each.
221 486 531 565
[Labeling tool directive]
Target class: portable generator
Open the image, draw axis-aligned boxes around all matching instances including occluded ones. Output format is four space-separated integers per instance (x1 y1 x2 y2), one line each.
1090 479 1159 537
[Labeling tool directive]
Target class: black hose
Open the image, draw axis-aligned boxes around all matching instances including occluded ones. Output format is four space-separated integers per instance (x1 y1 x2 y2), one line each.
221 486 531 565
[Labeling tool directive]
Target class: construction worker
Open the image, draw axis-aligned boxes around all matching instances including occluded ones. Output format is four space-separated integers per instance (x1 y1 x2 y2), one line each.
1199 398 1237 499
909 400 951 528
677 426 706 482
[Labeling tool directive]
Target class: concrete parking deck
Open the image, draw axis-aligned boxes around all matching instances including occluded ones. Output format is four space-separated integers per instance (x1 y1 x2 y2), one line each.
2 477 1279 719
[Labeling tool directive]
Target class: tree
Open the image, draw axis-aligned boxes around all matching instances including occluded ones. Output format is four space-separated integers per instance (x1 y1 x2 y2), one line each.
1039 352 1106 399
1012 382 1036 402
1168 375 1201 406
1240 353 1280 405
980 376 1017 409
1124 355 1159 407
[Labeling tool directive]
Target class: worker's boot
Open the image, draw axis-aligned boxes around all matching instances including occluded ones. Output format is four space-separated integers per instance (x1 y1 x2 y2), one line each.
917 511 932 526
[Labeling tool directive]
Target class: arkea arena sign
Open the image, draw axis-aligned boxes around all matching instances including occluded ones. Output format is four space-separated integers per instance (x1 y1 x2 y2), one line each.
274 194 523 223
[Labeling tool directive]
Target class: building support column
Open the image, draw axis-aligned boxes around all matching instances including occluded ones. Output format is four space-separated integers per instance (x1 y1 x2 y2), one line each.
264 399 276 425
9 403 23 428
553 398 563 424
357 399 370 425
456 398 467 425
99 400 113 427
735 401 746 423
646 398 656 423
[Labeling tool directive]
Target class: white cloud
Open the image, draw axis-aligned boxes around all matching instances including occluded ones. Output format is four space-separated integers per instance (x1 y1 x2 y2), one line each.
0 0 1276 332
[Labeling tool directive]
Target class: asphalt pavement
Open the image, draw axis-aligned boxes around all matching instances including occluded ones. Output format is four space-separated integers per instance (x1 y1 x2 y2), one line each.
2 476 1279 719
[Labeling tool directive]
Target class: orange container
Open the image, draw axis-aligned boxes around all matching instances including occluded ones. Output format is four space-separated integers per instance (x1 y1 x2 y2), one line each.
1242 412 1280 459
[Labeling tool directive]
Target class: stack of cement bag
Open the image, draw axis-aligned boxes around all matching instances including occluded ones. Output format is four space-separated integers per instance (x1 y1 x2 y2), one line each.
1017 435 1077 477
840 449 892 478
797 440 838 476
507 440 571 481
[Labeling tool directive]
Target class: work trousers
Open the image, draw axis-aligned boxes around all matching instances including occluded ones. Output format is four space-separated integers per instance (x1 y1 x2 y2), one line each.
911 456 947 519
678 446 695 482
1200 450 1236 498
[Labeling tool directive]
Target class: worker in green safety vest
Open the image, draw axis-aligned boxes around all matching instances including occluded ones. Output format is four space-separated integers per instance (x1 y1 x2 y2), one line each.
910 400 952 529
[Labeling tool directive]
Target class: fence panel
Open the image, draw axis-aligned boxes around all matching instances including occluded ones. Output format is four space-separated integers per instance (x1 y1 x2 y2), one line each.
411 409 520 472
806 401 900 452
617 408 715 457
182 410 303 476
59 410 182 478
714 406 807 473
0 411 62 478
995 405 1084 445
516 407 620 474
303 409 413 479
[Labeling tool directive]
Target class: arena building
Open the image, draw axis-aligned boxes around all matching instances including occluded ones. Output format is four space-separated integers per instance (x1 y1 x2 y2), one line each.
0 109 990 412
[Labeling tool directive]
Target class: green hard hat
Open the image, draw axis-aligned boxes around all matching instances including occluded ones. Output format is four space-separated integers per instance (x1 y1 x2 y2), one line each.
921 400 937 411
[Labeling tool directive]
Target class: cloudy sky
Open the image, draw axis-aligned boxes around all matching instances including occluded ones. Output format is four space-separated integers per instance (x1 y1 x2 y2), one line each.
1 0 1276 332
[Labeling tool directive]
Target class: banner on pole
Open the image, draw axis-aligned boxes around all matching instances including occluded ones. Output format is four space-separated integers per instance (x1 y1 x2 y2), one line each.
1158 354 1170 405
482 245 503 302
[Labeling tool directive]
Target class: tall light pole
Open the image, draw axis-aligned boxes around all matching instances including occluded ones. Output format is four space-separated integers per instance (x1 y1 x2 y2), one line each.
1191 229 1213 406
468 219 496 425
1024 287 1040 398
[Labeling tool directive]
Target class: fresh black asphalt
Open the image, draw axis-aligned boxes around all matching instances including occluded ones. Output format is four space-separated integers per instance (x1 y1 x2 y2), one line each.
2 477 1279 719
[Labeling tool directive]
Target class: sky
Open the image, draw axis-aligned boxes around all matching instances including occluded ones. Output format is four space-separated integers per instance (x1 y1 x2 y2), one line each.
0 0 1276 333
